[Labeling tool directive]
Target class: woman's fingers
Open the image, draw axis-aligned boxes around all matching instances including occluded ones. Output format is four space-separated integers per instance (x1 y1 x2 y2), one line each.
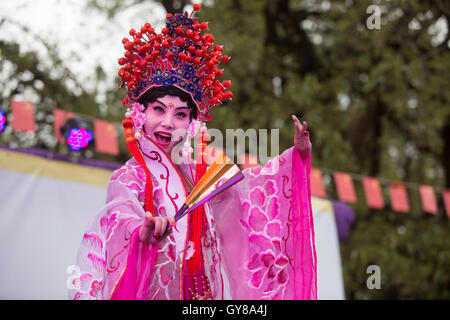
141 214 175 243
140 212 154 242
159 218 168 239
167 215 176 227
163 216 176 236
292 115 306 134
153 216 161 239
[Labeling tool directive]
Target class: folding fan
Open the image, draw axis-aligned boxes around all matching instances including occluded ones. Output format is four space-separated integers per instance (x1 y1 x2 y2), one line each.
174 152 244 221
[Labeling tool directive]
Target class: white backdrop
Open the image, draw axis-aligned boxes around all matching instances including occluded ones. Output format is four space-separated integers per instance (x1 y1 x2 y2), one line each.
0 149 345 299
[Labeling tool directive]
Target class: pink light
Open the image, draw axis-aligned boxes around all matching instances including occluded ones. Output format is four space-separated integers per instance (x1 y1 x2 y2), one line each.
67 128 93 151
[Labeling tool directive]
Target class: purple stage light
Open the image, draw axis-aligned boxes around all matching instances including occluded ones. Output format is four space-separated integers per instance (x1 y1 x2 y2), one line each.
0 110 6 132
67 128 93 151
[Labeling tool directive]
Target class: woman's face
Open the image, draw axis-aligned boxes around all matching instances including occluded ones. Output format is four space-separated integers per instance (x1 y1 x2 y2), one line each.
143 94 191 155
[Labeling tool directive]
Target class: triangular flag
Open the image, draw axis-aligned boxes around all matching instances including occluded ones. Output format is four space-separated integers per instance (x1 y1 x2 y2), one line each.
239 153 259 170
311 167 326 198
11 100 35 133
94 119 119 155
53 109 75 143
363 177 384 209
442 189 450 218
334 172 357 203
389 182 410 213
419 185 438 214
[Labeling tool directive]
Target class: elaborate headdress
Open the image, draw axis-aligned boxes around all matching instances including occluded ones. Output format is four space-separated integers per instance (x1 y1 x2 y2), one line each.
118 4 232 122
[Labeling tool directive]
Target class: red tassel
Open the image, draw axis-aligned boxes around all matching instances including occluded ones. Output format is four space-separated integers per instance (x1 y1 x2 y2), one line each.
122 118 155 215
187 128 209 275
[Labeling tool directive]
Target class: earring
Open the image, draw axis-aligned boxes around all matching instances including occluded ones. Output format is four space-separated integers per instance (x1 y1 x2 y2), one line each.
125 102 146 140
182 119 202 159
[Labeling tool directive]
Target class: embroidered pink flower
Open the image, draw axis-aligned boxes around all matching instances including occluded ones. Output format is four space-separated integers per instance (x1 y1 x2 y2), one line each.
248 206 268 232
249 187 266 207
111 164 146 194
264 180 277 196
248 234 273 252
110 167 128 182
159 264 173 286
166 243 176 262
87 253 106 272
249 166 262 177
82 233 103 252
247 253 262 270
89 280 103 298
241 201 251 213
265 221 281 238
250 269 265 288
260 252 275 267
77 273 93 291
100 212 118 241
73 292 83 300
244 183 290 296
266 196 280 220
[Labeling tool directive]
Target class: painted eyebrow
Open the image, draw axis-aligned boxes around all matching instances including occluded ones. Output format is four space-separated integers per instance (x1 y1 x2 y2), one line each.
154 99 189 111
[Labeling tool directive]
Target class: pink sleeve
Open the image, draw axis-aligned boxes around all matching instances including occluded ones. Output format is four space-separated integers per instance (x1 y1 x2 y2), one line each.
109 226 159 300
69 160 160 300
210 147 317 299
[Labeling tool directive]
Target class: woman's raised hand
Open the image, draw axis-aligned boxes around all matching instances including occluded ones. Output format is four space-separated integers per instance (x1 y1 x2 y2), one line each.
139 212 175 243
292 115 312 158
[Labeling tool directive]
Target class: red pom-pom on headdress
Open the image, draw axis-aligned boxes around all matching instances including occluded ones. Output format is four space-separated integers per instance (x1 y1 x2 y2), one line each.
118 5 232 122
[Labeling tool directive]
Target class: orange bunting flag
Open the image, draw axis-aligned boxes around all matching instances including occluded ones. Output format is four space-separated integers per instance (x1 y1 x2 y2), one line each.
311 167 326 198
11 100 35 133
419 185 438 214
94 119 119 155
443 189 450 218
363 177 384 209
389 182 410 213
53 109 75 143
334 172 357 203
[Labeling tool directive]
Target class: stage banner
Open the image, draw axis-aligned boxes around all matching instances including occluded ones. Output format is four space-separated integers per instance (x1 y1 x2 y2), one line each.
390 181 410 213
11 100 36 133
0 147 345 299
94 119 119 155
363 177 384 209
444 189 450 218
311 167 326 198
334 172 357 203
419 185 438 215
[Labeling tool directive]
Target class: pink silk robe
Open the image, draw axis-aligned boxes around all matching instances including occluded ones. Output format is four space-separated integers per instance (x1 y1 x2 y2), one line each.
68 135 317 300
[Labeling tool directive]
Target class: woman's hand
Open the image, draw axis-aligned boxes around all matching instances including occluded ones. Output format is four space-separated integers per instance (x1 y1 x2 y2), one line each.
139 212 175 243
292 115 312 158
